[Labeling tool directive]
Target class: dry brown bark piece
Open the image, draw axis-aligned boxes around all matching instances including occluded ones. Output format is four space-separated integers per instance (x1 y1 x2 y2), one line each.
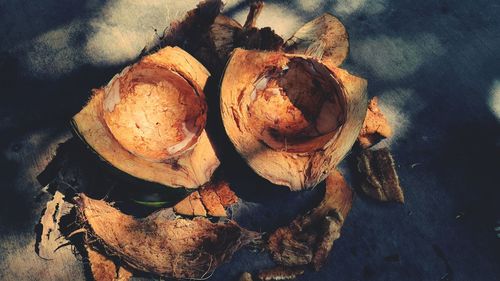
212 180 239 207
208 5 283 74
86 246 133 281
258 266 305 281
210 15 243 61
357 148 404 203
76 194 259 279
284 13 349 67
357 97 393 148
268 170 353 270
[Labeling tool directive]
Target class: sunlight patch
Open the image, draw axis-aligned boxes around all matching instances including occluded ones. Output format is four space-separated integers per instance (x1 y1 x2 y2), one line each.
332 0 387 17
373 88 423 147
233 2 303 39
489 80 500 120
352 33 445 81
84 0 199 65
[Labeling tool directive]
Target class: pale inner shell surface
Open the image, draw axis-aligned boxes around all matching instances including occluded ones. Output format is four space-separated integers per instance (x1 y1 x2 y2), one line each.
102 65 207 162
247 58 346 152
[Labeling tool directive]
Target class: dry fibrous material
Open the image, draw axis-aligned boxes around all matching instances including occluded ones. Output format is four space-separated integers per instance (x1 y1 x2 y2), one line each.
76 194 258 279
267 170 353 270
72 46 219 188
174 180 238 217
208 1 283 69
357 148 404 203
358 97 392 148
284 13 349 67
86 246 133 281
221 48 367 189
35 191 73 259
258 266 305 281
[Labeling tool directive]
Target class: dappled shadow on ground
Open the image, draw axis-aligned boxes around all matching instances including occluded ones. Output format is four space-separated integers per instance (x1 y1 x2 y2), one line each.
1 0 499 280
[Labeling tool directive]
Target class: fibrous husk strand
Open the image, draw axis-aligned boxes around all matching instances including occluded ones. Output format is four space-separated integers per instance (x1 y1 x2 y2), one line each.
76 194 259 279
357 97 392 148
357 148 404 203
267 170 353 270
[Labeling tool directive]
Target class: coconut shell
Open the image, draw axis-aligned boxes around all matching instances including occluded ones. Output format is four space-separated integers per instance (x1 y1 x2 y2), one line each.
76 194 259 279
220 48 367 189
72 46 220 189
284 13 349 67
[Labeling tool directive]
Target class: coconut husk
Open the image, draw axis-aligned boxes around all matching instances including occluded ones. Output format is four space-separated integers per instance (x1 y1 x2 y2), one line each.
72 46 220 188
358 97 392 148
75 194 259 279
220 48 367 189
85 246 133 281
267 170 353 270
284 13 349 67
357 148 404 203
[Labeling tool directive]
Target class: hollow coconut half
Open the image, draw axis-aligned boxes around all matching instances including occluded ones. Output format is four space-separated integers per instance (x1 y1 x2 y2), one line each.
220 48 367 190
72 47 220 189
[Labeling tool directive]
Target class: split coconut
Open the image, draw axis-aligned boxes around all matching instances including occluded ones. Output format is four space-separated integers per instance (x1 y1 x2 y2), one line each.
72 47 220 189
220 48 367 190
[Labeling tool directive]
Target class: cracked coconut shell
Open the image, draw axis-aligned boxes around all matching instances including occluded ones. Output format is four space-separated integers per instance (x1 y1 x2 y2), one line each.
220 48 367 190
72 47 219 189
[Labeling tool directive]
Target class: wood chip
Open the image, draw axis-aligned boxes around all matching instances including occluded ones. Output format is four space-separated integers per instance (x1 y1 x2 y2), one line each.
268 170 353 270
357 148 404 203
258 266 305 281
358 97 392 149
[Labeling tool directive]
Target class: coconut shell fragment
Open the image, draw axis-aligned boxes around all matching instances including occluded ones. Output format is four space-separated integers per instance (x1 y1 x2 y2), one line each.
267 170 353 270
284 13 349 67
357 148 404 203
76 194 258 279
221 48 367 189
174 180 238 217
358 97 392 148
